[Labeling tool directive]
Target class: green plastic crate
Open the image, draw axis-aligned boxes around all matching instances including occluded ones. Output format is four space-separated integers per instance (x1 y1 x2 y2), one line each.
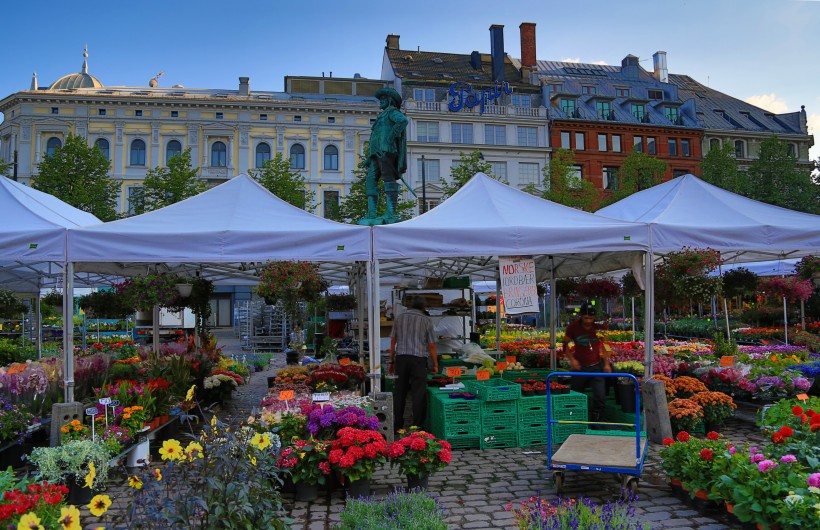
550 423 586 444
501 368 553 381
518 395 548 415
480 430 518 449
481 413 518 432
519 415 548 430
552 391 588 410
480 400 517 416
430 414 481 438
518 427 547 447
444 434 480 450
464 379 521 402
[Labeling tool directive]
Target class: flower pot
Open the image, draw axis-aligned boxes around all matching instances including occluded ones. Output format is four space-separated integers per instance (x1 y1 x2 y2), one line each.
345 477 371 498
756 524 781 530
267 376 276 388
691 496 718 512
725 502 735 514
693 489 709 500
127 439 150 468
406 473 429 491
65 474 95 505
295 481 319 502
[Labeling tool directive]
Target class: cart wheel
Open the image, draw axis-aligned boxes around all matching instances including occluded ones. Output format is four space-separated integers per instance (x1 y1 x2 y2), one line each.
621 477 639 499
553 472 564 494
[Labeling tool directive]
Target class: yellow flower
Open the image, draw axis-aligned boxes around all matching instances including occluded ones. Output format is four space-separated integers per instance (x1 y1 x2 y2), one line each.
87 494 112 517
299 452 306 459
16 512 44 530
159 439 184 461
58 505 81 530
247 415 256 425
249 454 257 466
153 468 162 481
211 415 218 427
186 384 196 401
250 432 271 451
185 441 204 460
85 461 97 489
128 475 143 490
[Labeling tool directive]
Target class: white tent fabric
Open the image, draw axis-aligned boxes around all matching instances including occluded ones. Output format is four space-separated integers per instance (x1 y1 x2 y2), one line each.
0 176 100 261
67 174 372 263
596 174 820 260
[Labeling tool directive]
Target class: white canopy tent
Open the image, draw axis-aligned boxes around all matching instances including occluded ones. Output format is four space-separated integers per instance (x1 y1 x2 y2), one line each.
371 174 655 387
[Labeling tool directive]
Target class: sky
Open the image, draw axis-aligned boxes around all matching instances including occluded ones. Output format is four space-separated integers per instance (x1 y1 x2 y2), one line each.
1 0 818 160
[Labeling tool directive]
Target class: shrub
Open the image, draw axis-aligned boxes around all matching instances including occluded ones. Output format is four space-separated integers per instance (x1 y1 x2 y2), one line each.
335 490 447 530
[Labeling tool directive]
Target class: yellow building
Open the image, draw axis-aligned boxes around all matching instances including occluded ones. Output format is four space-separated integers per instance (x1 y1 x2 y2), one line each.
0 49 385 217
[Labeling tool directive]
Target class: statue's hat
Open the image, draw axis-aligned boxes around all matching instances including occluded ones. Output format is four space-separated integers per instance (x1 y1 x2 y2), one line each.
375 87 402 108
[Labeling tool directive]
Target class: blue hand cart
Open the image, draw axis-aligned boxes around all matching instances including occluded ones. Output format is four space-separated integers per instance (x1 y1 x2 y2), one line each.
546 372 648 496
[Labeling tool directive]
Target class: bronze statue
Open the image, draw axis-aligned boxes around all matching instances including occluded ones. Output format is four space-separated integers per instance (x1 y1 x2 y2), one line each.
358 87 408 225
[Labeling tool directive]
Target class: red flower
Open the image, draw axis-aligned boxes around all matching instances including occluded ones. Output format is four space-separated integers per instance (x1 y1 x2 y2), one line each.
706 431 719 441
779 426 794 437
662 437 675 447
676 431 690 443
772 432 786 444
700 448 713 461
800 414 808 424
387 443 405 458
793 405 804 415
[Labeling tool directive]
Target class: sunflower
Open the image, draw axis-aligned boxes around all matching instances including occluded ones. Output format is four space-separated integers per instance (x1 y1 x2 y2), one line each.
87 494 112 517
128 475 143 490
159 439 184 461
184 441 204 460
58 505 81 530
17 512 44 530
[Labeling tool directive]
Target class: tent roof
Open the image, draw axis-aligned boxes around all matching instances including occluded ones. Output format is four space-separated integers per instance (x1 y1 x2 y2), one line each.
373 173 650 278
0 176 100 262
596 174 820 260
67 174 371 264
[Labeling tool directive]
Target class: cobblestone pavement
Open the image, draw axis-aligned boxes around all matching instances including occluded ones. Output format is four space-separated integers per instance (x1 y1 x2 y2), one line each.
83 329 764 529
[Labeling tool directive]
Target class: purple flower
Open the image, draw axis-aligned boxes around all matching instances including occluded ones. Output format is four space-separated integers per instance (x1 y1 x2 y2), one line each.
780 455 797 464
809 473 820 488
757 459 778 472
728 446 736 455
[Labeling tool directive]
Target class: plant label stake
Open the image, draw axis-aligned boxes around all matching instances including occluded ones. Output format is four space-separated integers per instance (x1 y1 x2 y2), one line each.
279 390 294 411
86 407 99 442
108 400 120 427
99 397 111 427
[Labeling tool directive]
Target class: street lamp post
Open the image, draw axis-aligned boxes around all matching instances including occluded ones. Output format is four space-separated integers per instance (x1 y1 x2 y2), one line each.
421 154 426 215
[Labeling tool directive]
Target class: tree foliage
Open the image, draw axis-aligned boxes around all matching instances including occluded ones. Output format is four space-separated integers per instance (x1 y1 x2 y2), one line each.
331 154 415 223
744 136 818 214
249 152 316 210
33 133 119 221
133 148 207 214
700 141 744 194
440 150 495 199
526 148 599 211
0 158 10 177
605 150 669 206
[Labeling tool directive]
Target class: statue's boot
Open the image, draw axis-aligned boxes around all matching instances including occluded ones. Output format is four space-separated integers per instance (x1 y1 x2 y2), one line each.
357 195 380 225
381 182 399 224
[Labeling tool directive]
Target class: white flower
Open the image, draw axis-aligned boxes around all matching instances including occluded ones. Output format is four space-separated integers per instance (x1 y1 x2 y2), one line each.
785 494 803 505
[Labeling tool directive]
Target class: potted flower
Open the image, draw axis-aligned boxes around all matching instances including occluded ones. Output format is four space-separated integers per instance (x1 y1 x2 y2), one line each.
0 471 73 529
28 438 114 504
666 398 704 434
0 396 34 469
690 391 736 431
670 376 708 399
277 437 331 502
676 431 728 504
327 426 388 497
114 273 185 311
256 260 329 322
794 255 820 283
387 429 452 491
659 431 694 492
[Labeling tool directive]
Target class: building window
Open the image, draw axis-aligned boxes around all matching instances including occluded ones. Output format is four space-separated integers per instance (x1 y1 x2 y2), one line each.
210 141 227 167
595 101 611 120
648 89 663 100
549 83 563 93
615 88 630 97
681 139 691 157
46 137 63 157
598 133 607 152
452 123 473 144
518 162 540 187
135 110 143 117
165 140 182 164
256 142 271 168
734 140 745 158
215 112 223 120
569 165 583 188
485 125 506 145
293 115 302 122
171 111 179 118
665 106 679 124
419 198 440 214
672 169 688 178
787 143 796 157
561 98 576 117
94 138 109 161
51 107 59 114
127 186 142 215
560 131 571 149
612 135 622 153
290 144 306 169
631 104 645 122
603 166 619 190
489 161 507 180
511 94 531 107
323 190 340 219
574 132 585 151
130 139 146 166
633 135 643 153
98 108 106 116
582 85 597 95
323 145 339 170
647 137 657 155
709 138 720 151
668 138 678 156
327 117 336 124
259 114 268 121
417 121 439 142
418 158 440 182
517 126 537 147
414 88 435 102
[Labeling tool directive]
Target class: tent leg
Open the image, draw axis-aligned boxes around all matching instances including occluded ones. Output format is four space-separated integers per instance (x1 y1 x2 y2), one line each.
549 256 556 370
62 262 75 403
644 250 654 379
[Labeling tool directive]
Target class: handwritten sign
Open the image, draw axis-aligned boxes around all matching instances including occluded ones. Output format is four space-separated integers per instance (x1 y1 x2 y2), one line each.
312 392 331 402
446 367 463 378
339 358 352 366
476 370 491 381
85 407 99 416
506 355 517 364
110 400 120 407
499 257 539 315
98 397 111 406
496 361 507 372
719 356 735 367
796 393 809 401
278 390 294 401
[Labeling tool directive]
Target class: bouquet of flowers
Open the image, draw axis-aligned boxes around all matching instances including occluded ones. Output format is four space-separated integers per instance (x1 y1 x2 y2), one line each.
277 438 331 486
690 391 736 425
303 404 380 439
327 427 388 482
667 398 704 433
757 276 814 303
387 429 452 478
256 261 329 319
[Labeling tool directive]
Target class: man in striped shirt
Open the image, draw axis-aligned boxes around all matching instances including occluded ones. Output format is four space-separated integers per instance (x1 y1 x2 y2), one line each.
389 295 439 431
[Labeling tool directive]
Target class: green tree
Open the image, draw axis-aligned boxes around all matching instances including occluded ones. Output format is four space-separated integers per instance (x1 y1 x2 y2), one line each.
440 150 496 199
700 141 744 193
0 158 10 177
333 154 414 223
525 148 600 211
134 148 207 214
249 152 316 210
33 133 118 221
745 135 818 214
604 150 669 206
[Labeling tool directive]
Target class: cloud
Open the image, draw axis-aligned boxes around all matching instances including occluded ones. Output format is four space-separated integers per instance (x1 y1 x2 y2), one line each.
745 93 789 113
559 58 609 65
807 113 820 162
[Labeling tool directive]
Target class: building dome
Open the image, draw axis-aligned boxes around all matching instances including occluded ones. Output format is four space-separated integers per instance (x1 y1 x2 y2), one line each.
48 46 104 90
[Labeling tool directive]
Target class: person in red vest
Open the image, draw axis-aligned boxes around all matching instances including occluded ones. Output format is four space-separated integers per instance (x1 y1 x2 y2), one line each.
562 301 611 426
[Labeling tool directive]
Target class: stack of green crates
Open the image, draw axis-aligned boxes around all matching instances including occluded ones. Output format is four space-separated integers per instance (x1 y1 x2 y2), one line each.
463 379 521 449
517 395 548 447
427 389 481 449
550 391 588 443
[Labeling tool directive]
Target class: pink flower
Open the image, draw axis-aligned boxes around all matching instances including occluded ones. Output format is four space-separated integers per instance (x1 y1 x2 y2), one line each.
780 454 797 464
751 453 765 463
757 459 778 472
809 473 820 488
728 446 736 455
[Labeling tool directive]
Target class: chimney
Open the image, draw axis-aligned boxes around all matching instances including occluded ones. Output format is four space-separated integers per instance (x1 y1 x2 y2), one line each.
470 51 482 70
653 51 668 83
519 22 536 68
238 76 250 96
621 55 640 80
30 72 38 91
386 34 400 50
489 24 505 82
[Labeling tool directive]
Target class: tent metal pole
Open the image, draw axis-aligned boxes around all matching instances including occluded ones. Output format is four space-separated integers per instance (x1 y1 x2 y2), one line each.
549 256 556 370
718 263 730 340
644 249 654 379
62 261 75 403
368 259 381 394
36 277 42 359
631 297 635 342
495 276 501 351
152 305 160 358
783 297 788 345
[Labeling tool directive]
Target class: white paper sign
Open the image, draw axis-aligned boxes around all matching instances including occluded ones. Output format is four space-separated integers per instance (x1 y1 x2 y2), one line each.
499 257 539 315
312 392 331 402
99 397 111 406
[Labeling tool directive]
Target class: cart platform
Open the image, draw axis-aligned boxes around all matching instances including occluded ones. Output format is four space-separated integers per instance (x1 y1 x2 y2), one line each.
552 433 648 471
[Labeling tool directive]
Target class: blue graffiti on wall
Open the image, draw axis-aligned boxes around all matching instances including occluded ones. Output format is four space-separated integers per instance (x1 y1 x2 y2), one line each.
448 81 513 114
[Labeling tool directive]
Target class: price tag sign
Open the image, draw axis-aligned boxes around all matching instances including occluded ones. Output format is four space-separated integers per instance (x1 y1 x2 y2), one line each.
496 361 507 371
85 407 99 416
505 355 517 364
98 397 111 406
278 390 294 401
719 356 734 367
339 358 352 366
110 400 120 407
446 367 463 378
476 370 491 381
312 392 331 402
796 393 809 401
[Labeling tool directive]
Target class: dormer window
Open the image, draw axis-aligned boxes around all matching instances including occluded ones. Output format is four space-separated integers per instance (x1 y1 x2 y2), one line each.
548 83 563 94
561 98 577 117
631 104 646 121
581 85 597 95
665 106 680 124
615 88 630 97
595 101 613 120
648 89 663 100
